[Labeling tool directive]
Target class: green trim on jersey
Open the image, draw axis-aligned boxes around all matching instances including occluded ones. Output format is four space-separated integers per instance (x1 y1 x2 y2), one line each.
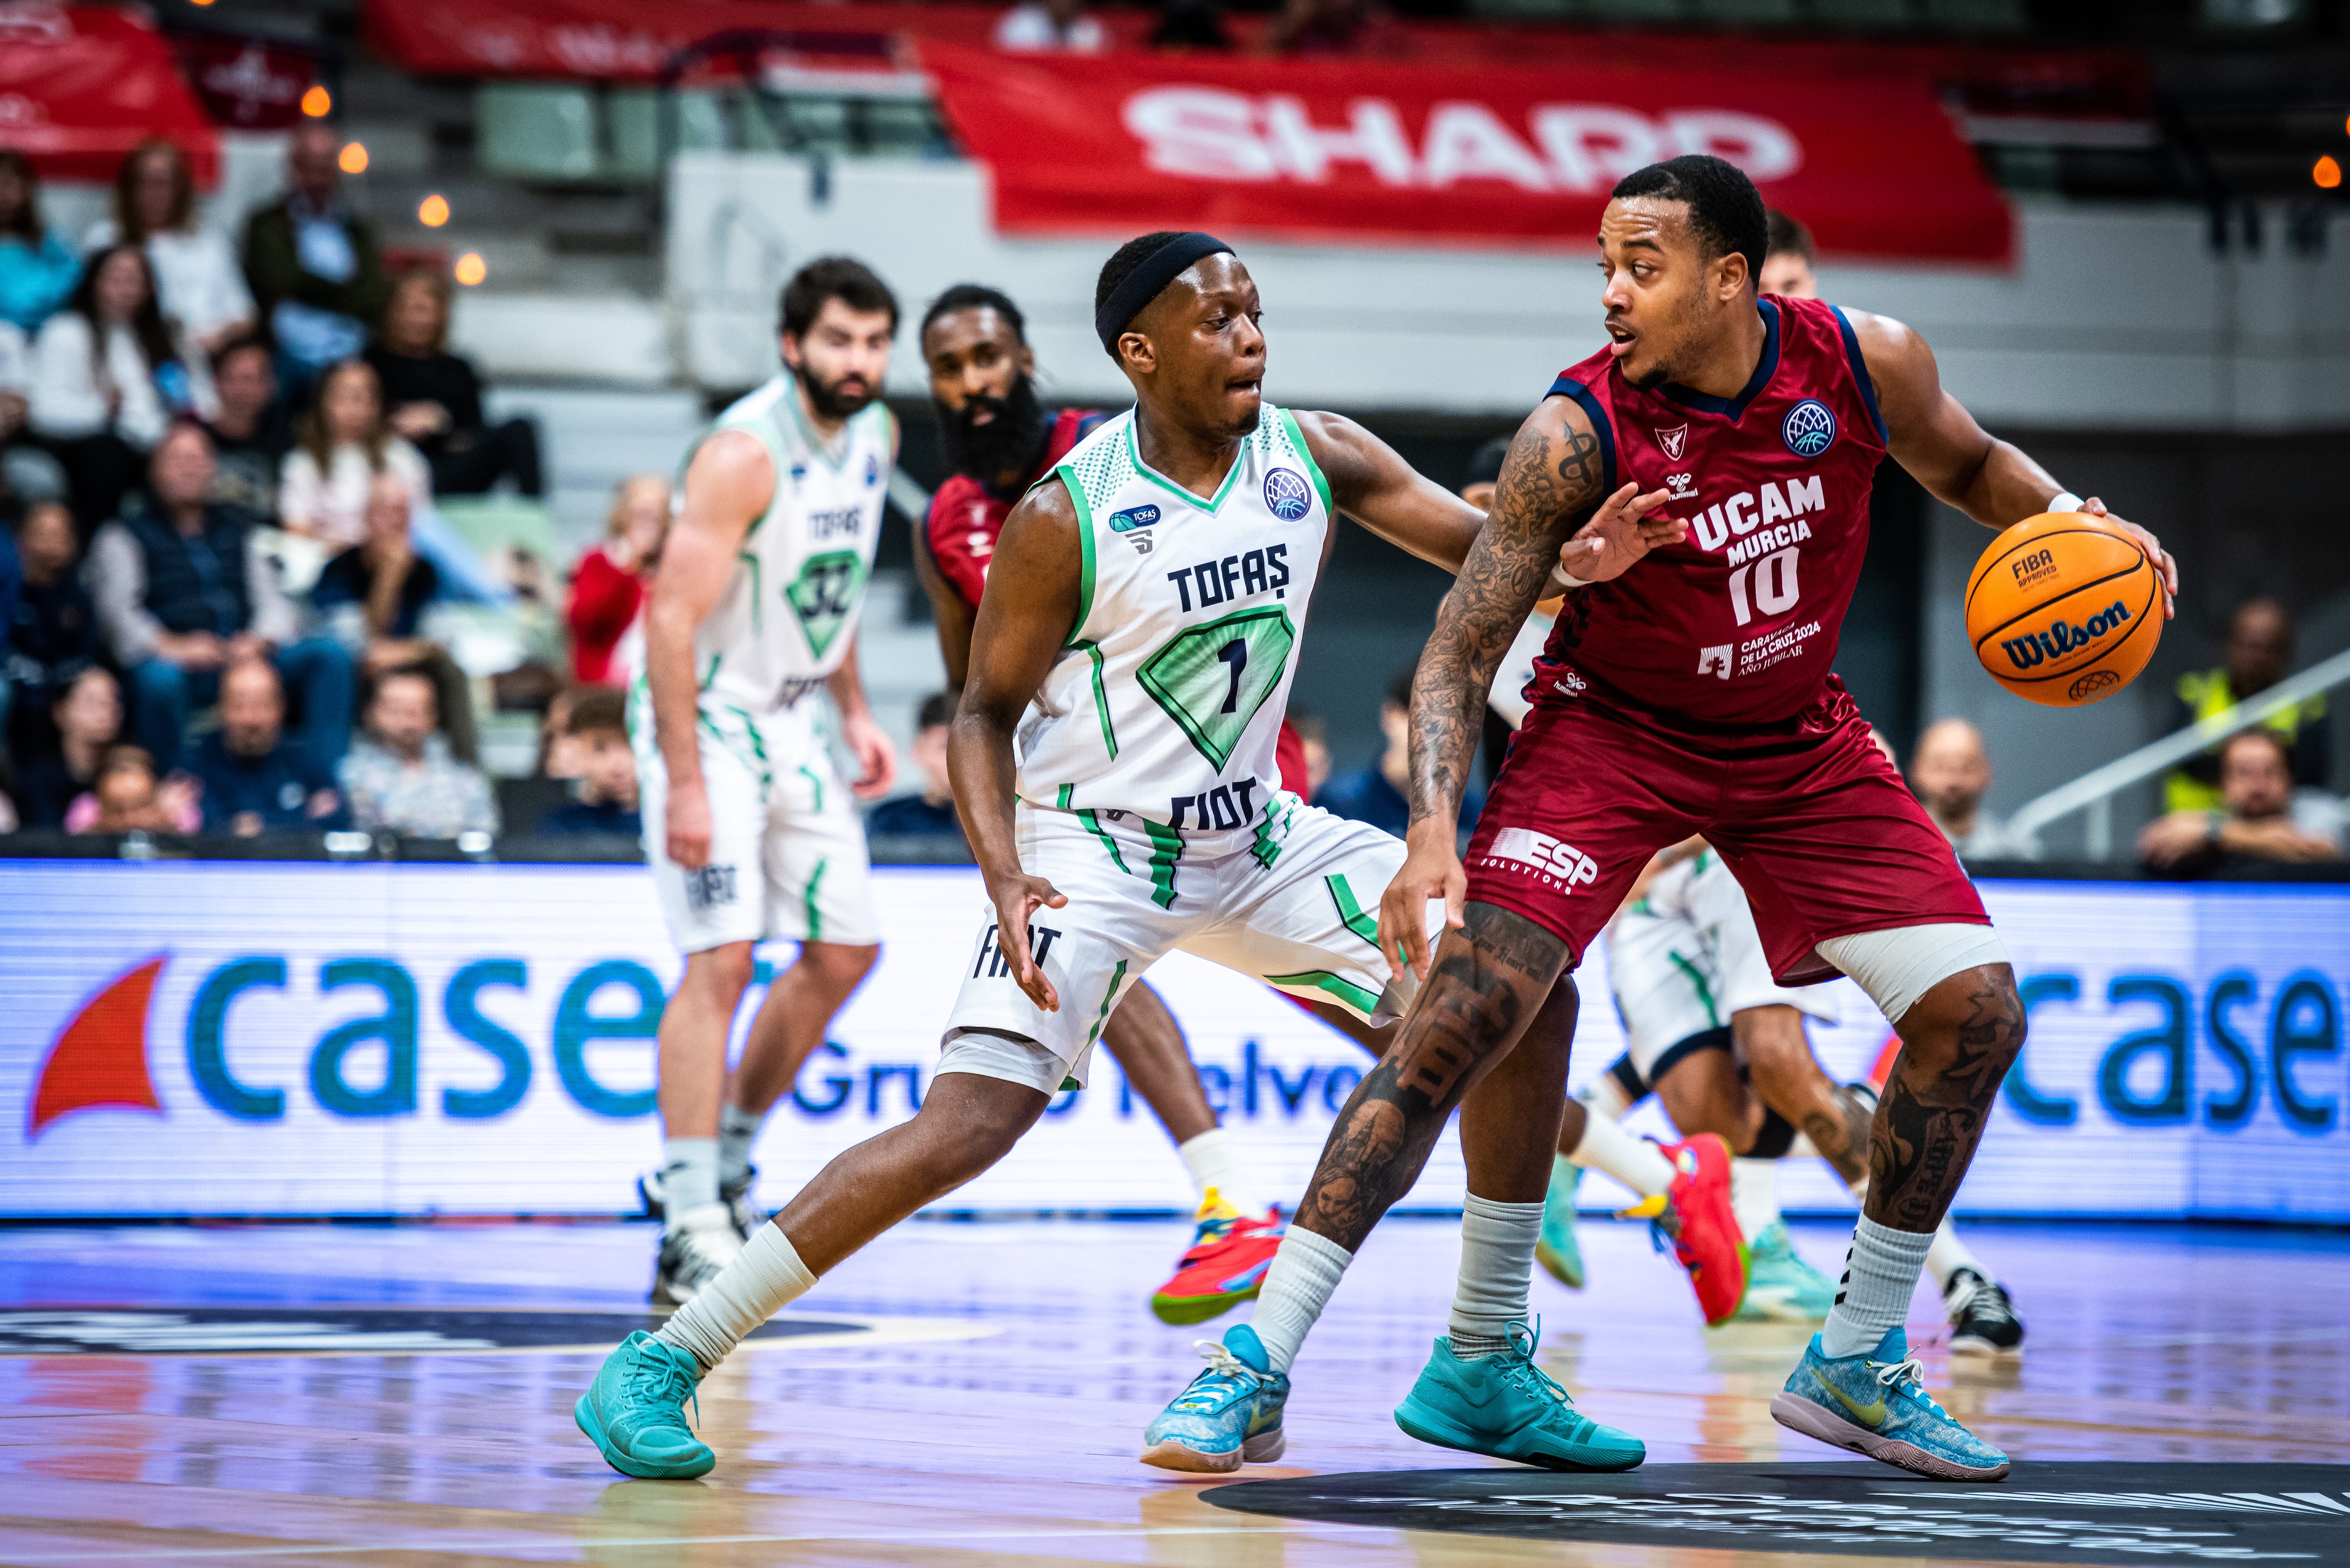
797 762 824 812
1058 782 1134 875
1083 959 1130 1049
1268 969 1381 1017
1142 820 1184 909
1668 950 1723 1028
738 551 762 633
1125 420 1246 513
1052 468 1098 648
1278 408 1335 523
1251 796 1291 869
1073 641 1119 760
1325 874 1380 948
1135 605 1298 772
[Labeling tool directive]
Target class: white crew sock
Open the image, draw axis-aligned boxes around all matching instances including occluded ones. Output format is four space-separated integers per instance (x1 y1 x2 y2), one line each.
1449 1195 1543 1358
1582 1073 1634 1123
1821 1216 1935 1359
718 1103 763 1191
1248 1226 1352 1373
1176 1127 1269 1219
1924 1217 1988 1292
1564 1112 1676 1198
657 1223 816 1372
662 1138 721 1232
1730 1157 1781 1244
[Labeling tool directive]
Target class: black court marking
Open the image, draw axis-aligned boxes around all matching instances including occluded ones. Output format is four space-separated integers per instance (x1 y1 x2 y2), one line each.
0 1307 869 1357
1205 1462 2350 1563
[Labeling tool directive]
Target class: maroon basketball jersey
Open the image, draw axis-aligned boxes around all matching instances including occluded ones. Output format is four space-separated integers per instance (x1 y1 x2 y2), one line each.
1532 295 1888 734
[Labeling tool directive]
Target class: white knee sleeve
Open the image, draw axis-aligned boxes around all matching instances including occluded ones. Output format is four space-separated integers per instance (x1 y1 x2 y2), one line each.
1817 923 2009 1025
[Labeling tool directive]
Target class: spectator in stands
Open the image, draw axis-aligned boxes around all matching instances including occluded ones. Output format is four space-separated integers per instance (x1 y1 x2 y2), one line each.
201 332 288 527
1318 667 1476 838
91 423 354 770
280 359 431 547
866 691 963 844
311 470 478 763
0 151 79 337
3 499 98 753
68 743 197 836
1761 210 1818 299
12 665 125 829
243 122 389 384
1151 0 1231 49
0 314 26 449
567 472 667 686
86 138 257 364
0 514 16 741
31 245 187 534
2139 728 2343 874
995 0 1108 50
1266 0 1396 54
1910 717 2030 859
536 686 640 837
1289 707 1333 798
187 655 344 836
340 665 497 838
367 269 542 498
2164 596 2329 813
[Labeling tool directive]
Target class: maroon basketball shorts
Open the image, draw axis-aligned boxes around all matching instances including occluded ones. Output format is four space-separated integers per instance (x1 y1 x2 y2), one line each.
1465 694 1989 988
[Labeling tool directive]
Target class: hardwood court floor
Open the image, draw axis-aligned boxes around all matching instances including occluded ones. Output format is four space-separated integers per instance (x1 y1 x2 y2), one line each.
0 1216 2345 1566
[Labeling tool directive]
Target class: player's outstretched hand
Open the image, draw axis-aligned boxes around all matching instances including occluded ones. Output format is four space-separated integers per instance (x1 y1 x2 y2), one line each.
1379 819 1466 985
841 711 899 798
986 871 1068 1011
2081 497 2177 621
1559 483 1687 585
666 777 714 870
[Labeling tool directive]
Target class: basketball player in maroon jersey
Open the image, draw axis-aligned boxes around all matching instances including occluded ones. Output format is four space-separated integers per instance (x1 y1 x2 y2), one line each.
915 284 1316 1325
1167 156 2173 1482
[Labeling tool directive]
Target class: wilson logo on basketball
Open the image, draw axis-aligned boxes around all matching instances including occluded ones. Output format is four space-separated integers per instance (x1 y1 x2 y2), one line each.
1998 600 2132 671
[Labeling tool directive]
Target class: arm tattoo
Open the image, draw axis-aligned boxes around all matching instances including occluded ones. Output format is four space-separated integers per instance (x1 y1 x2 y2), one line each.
1293 905 1567 1249
1408 415 1602 827
1866 981 2025 1231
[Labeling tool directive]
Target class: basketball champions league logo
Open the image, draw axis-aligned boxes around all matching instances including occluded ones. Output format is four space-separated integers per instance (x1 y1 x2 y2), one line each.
1782 399 1838 458
1263 468 1312 522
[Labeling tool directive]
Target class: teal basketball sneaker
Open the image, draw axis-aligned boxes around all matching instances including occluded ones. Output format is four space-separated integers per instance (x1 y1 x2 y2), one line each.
1734 1221 1839 1322
1535 1155 1585 1289
1140 1323 1289 1473
1393 1319 1645 1471
1770 1327 2010 1481
574 1330 716 1479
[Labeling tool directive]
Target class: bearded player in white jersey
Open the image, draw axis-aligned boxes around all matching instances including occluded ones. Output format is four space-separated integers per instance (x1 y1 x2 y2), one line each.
572 230 1688 1479
630 258 902 1306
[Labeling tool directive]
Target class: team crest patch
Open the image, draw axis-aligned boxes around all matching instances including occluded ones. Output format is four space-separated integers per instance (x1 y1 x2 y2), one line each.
1781 399 1837 458
1263 467 1313 522
1654 423 1689 462
863 453 881 487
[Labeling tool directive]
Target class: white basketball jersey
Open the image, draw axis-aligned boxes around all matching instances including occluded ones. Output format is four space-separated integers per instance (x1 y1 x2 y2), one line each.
693 376 894 714
1015 405 1331 831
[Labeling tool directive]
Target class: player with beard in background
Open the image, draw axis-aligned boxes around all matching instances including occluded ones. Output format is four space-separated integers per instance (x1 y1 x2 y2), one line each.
630 257 901 1307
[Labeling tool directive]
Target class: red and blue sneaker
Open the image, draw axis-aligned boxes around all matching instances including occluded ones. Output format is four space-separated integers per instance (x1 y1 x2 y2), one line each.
1618 1135 1747 1326
1150 1190 1285 1326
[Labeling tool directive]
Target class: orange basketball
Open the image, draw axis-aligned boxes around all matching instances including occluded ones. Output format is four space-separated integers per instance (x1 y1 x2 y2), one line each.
1966 512 2162 707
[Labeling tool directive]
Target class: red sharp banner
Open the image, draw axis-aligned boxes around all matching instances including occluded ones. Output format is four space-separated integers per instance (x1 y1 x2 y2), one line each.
920 43 2012 264
0 4 219 187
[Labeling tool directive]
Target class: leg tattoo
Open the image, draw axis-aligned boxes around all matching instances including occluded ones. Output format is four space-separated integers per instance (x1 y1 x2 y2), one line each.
1867 971 2025 1233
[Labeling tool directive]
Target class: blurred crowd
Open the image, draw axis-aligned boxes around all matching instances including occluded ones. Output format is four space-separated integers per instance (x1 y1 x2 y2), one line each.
0 128 653 844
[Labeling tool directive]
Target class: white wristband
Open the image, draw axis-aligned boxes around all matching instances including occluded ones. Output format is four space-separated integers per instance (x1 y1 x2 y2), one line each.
2047 490 2085 514
1545 565 1591 594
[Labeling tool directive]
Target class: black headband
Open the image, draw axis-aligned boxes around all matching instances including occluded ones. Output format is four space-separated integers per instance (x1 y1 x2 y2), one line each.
1095 232 1234 355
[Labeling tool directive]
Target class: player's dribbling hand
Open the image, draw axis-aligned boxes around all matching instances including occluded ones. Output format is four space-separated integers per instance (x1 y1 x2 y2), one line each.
840 710 899 798
987 872 1068 1011
2080 498 2178 621
1559 483 1688 585
1379 819 1467 984
666 779 714 870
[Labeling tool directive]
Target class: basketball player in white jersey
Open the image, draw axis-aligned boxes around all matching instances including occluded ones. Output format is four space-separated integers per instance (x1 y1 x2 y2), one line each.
572 231 1683 1479
631 257 901 1306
